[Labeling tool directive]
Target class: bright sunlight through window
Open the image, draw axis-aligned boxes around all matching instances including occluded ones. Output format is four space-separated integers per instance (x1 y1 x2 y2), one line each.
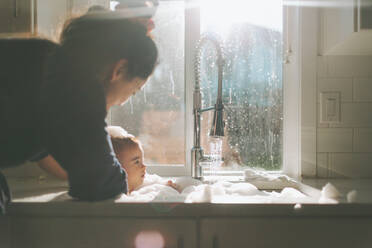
200 0 282 32
199 0 283 171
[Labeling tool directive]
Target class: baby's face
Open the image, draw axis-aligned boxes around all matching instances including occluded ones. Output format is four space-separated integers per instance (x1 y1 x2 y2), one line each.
117 144 146 192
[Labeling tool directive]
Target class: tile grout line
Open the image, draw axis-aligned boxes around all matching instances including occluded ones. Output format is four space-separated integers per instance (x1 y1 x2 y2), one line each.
316 69 318 178
352 76 354 154
316 71 319 178
351 76 354 102
326 152 329 178
327 152 330 178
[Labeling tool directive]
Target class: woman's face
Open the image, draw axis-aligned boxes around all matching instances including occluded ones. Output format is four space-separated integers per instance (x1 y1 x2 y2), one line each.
106 75 146 110
117 76 146 105
105 59 147 110
117 144 146 192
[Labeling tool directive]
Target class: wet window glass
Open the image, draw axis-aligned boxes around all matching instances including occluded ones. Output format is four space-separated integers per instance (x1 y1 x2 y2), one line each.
199 0 283 171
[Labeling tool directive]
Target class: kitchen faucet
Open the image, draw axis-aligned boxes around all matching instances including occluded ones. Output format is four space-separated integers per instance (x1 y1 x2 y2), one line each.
192 32 225 179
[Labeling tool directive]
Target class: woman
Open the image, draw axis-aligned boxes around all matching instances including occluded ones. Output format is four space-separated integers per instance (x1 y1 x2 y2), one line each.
0 11 158 211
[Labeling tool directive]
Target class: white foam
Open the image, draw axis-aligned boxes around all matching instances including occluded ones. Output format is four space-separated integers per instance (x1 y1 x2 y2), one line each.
14 174 339 204
225 183 260 196
321 182 340 199
347 190 358 203
184 184 213 203
173 177 203 192
318 196 338 204
244 168 293 182
140 173 168 187
317 182 341 204
279 187 308 198
116 174 323 204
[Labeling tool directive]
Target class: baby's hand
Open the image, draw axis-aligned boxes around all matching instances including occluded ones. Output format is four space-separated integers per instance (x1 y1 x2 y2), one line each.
167 180 180 192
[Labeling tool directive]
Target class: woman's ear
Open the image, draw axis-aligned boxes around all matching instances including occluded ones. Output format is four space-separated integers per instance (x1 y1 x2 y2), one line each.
110 59 128 82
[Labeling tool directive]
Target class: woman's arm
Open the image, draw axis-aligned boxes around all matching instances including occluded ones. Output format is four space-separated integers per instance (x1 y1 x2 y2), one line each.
37 155 68 180
41 78 128 201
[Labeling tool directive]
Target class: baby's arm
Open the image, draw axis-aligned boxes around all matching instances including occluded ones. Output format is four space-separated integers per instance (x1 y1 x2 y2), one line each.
166 180 181 192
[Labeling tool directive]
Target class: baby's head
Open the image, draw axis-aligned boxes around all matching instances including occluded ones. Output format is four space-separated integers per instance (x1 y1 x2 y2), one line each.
107 126 146 192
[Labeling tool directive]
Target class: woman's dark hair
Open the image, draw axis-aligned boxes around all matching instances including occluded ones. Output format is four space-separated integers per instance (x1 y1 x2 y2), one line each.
57 12 158 84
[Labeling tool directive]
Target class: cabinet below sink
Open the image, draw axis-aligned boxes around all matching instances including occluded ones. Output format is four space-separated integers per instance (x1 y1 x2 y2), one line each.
320 0 372 55
2 204 372 248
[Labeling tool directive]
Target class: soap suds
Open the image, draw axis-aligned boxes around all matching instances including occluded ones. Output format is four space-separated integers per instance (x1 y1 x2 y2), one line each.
318 182 341 204
347 190 358 203
115 174 325 204
14 174 342 204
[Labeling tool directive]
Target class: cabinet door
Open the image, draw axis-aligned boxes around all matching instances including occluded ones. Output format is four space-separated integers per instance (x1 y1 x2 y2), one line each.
0 0 14 33
359 0 372 30
320 6 354 55
12 0 32 33
69 0 109 16
35 0 69 40
0 0 32 33
0 216 11 248
11 217 196 248
201 217 372 248
34 0 108 39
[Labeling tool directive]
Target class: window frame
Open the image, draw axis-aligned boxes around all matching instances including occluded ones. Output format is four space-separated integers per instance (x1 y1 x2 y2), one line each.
145 0 199 176
108 1 318 179
283 4 318 179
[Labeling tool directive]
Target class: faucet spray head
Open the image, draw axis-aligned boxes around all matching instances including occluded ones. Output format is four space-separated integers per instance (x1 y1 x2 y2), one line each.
210 103 224 137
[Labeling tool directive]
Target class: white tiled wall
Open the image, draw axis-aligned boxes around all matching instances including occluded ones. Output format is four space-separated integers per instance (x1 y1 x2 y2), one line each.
316 56 372 178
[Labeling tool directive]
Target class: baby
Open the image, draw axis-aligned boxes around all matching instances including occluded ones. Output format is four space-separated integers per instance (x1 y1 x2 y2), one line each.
107 126 146 193
107 126 178 193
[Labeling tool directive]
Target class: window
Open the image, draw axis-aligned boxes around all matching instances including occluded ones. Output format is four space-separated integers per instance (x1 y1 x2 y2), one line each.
108 0 186 175
109 0 284 175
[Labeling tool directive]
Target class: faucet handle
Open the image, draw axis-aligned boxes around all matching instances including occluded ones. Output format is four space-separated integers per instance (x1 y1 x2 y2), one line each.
210 103 224 137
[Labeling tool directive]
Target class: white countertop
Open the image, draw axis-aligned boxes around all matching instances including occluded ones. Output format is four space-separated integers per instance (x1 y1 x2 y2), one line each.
6 176 372 203
2 176 371 219
302 178 372 203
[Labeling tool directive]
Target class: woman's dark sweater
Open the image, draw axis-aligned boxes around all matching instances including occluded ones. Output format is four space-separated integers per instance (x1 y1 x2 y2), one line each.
0 38 127 201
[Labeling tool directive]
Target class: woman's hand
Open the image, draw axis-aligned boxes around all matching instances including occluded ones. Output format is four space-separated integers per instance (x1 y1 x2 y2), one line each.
38 155 68 181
